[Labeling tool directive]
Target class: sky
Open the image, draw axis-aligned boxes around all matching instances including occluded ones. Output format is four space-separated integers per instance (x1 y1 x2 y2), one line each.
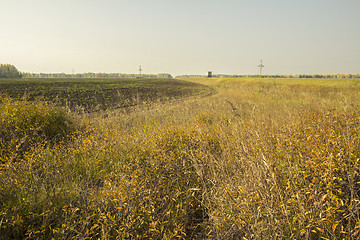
1 0 360 76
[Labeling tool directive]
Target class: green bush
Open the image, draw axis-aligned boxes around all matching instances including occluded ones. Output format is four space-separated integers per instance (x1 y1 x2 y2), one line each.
0 96 76 162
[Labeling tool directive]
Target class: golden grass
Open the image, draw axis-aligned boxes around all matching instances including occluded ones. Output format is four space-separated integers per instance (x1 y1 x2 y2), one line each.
0 77 359 239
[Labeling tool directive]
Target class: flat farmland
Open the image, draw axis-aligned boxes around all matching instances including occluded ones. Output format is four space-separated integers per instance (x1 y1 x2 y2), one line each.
0 78 214 112
1 77 360 239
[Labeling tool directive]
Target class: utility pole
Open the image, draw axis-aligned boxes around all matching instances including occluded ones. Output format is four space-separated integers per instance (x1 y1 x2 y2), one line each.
139 65 142 78
258 59 264 76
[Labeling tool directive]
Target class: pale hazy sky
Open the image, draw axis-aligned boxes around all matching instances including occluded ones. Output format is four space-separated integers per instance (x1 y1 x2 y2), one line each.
1 0 359 76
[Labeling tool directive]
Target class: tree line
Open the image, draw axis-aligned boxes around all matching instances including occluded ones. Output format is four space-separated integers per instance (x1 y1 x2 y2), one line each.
0 64 22 78
1 63 359 79
21 72 173 79
178 74 360 79
0 64 173 79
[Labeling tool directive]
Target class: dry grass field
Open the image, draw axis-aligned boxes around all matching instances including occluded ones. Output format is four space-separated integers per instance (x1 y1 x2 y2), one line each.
1 77 359 239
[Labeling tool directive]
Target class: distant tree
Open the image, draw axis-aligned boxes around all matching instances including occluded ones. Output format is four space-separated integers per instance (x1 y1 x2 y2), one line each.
157 73 173 78
0 64 22 78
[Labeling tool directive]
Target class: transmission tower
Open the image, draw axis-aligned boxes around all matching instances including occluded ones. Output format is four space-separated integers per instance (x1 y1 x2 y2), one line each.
139 65 142 78
258 59 264 76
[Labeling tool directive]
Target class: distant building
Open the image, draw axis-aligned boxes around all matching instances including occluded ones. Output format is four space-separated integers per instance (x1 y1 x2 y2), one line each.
208 71 212 78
